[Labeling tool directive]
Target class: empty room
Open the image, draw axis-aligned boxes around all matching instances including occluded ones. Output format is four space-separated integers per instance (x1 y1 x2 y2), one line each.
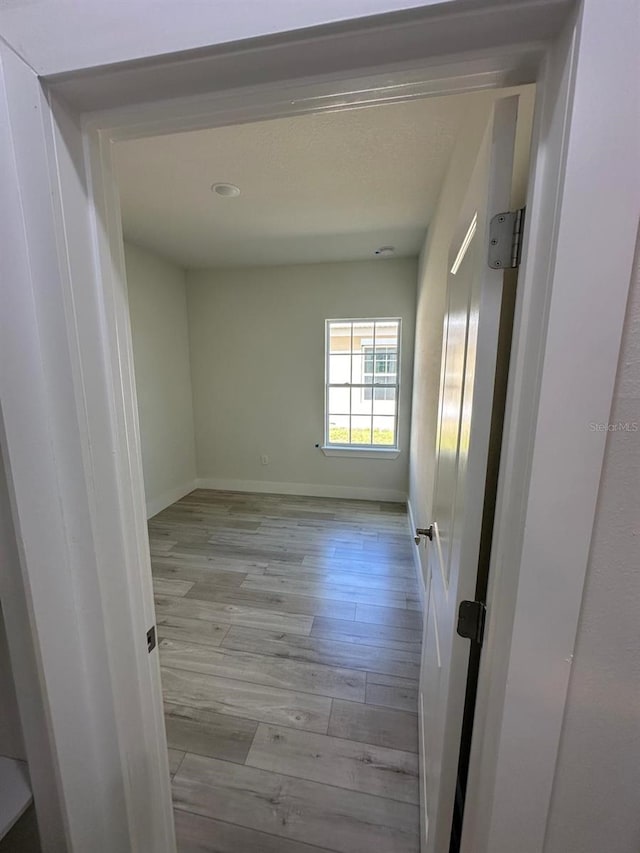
113 85 533 852
2 4 638 853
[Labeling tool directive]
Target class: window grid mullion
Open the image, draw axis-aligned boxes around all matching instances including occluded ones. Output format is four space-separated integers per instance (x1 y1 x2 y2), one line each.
325 321 330 446
349 321 353 443
371 322 377 443
327 384 399 390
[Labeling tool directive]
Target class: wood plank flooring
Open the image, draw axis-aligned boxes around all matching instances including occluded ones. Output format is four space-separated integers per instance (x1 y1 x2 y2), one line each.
150 489 422 853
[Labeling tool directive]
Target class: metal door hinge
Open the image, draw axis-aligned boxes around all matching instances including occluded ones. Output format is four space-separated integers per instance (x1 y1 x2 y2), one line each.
488 207 525 269
147 625 157 653
456 601 486 646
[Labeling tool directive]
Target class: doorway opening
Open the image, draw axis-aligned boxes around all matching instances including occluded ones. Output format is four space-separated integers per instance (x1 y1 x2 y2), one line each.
4 4 636 850
113 83 533 852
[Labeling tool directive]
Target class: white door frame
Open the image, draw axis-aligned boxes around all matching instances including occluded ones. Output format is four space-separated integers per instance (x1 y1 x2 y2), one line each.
0 2 637 851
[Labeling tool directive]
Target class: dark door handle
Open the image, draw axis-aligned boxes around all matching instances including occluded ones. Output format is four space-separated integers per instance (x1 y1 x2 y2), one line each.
414 524 434 544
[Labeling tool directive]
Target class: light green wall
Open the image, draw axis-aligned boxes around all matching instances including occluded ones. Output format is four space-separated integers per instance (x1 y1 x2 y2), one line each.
187 259 417 500
0 451 26 762
408 87 534 580
545 224 640 853
125 242 197 515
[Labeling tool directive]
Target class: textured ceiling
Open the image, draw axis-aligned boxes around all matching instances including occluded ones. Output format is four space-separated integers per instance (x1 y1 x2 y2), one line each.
115 93 482 268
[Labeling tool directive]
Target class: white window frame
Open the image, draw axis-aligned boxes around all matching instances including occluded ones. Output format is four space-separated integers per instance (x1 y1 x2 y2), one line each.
323 318 401 456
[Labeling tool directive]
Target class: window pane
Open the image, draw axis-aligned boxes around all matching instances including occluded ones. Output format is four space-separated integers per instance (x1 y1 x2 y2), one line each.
328 415 350 444
373 415 396 446
373 388 397 415
351 387 372 417
329 354 351 384
351 352 369 385
375 319 400 343
352 321 374 354
351 416 372 445
328 387 350 414
329 322 352 354
374 348 397 373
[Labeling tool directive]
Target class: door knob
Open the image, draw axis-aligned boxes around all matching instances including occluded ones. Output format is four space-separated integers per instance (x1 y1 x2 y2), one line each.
414 524 434 544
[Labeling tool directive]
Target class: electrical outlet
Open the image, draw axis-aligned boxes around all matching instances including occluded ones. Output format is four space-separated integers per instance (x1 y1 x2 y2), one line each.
261 454 269 465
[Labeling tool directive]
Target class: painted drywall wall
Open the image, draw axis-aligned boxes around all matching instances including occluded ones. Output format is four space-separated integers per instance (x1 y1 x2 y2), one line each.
543 225 640 853
187 259 417 501
408 97 494 558
0 612 25 762
125 242 197 516
408 87 534 585
0 453 26 763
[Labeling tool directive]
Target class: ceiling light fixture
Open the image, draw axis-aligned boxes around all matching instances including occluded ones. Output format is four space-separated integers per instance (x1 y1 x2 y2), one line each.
375 246 395 257
211 182 241 197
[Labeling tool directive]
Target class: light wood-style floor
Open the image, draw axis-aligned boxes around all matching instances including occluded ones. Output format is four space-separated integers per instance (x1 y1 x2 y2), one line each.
149 489 422 853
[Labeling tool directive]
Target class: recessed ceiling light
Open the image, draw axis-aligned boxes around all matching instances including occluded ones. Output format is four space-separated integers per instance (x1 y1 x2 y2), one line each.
375 246 395 257
211 182 240 197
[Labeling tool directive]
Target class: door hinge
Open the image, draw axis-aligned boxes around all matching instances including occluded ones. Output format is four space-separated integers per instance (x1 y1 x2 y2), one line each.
456 600 486 646
488 207 525 269
147 625 157 653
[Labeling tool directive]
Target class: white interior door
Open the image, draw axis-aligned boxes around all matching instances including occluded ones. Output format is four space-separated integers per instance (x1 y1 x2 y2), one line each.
419 97 518 853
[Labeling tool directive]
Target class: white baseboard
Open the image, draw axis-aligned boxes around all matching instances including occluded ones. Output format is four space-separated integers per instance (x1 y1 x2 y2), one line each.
146 479 198 518
195 477 406 503
407 498 426 608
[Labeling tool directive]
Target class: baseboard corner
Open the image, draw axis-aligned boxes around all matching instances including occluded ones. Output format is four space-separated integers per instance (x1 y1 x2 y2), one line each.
146 479 198 518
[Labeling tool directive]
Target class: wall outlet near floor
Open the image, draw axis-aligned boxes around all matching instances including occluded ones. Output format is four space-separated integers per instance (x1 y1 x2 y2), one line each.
261 454 269 465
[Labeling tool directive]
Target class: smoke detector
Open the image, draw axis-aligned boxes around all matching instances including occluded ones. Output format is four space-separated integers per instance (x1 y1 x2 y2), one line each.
211 182 241 197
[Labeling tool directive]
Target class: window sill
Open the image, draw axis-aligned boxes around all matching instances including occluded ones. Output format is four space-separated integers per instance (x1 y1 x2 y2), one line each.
321 446 400 459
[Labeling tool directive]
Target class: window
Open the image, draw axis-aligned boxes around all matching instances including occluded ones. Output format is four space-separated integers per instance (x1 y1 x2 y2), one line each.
325 318 401 448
